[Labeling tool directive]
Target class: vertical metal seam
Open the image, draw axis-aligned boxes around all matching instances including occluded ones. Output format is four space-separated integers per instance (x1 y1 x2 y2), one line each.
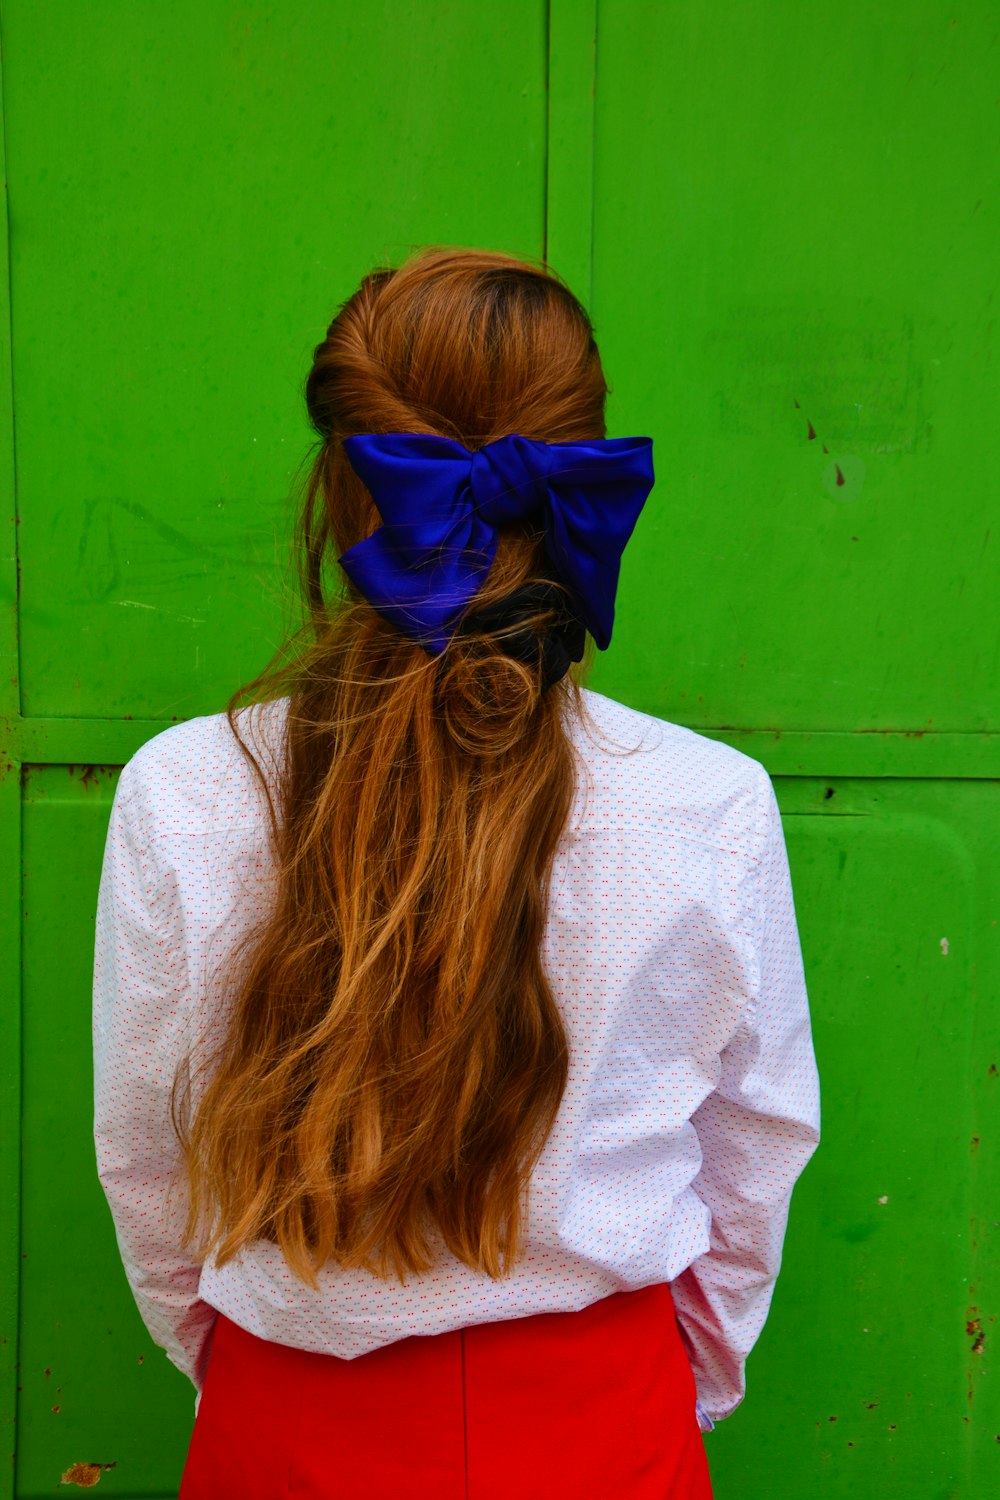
542 0 598 309
588 0 598 309
0 0 18 722
542 0 551 262
0 6 22 1497
0 766 19 1500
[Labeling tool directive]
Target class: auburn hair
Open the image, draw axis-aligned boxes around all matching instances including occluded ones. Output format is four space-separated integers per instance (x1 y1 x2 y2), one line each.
173 247 609 1285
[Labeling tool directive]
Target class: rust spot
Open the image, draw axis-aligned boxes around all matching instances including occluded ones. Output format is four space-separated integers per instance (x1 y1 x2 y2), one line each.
66 764 102 789
807 420 817 441
51 1405 61 1414
828 1415 838 1422
835 464 846 486
971 1136 981 1153
966 1307 988 1356
60 1461 116 1487
989 1064 998 1079
865 1401 880 1409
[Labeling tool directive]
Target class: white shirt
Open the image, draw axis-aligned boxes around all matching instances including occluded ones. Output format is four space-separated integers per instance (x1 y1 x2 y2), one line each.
93 687 820 1424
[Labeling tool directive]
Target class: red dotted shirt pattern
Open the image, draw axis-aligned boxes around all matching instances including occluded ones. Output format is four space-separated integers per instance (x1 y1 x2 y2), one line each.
92 688 820 1424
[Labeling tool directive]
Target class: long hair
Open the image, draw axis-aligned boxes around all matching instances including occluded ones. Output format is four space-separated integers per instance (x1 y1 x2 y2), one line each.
173 247 609 1285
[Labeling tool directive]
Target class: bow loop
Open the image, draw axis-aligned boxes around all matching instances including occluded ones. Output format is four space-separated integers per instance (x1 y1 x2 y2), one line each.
339 431 654 657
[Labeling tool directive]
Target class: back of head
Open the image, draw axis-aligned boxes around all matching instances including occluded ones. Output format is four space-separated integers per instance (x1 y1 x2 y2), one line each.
176 249 609 1285
308 246 606 458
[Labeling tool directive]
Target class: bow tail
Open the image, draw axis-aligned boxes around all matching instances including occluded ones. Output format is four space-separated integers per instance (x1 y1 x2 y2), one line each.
339 524 498 655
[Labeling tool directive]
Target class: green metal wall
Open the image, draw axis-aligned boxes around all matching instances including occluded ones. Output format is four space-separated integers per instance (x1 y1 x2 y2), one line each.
1 3 997 1496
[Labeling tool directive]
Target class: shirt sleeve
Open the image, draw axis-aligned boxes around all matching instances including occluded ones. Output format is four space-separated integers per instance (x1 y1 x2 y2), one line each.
671 768 820 1424
92 751 218 1392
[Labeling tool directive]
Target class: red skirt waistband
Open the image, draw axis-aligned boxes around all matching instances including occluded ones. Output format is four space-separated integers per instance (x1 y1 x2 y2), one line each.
180 1281 713 1500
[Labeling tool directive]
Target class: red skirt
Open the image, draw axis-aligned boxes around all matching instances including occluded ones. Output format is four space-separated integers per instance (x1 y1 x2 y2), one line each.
179 1282 713 1499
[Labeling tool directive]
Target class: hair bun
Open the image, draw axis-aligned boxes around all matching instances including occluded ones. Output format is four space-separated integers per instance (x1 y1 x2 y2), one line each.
435 645 539 755
434 581 584 755
459 581 585 688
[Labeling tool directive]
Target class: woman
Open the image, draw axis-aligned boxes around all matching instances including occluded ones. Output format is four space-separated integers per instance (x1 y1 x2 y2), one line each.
93 248 820 1498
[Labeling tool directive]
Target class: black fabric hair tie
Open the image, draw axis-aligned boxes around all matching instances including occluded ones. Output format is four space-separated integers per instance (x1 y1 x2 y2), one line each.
457 580 586 689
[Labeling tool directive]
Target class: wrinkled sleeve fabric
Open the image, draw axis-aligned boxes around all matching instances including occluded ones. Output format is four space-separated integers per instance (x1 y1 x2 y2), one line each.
672 770 820 1424
93 752 217 1392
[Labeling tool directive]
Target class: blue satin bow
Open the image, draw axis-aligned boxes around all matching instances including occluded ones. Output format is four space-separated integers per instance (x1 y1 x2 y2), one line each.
338 432 654 654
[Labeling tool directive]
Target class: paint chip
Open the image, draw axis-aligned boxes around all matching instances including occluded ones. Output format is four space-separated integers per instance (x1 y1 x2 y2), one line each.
878 1195 889 1205
940 937 950 956
60 1462 116 1488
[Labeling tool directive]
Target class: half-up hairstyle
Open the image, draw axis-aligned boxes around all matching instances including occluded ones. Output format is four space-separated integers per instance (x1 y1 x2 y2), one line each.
173 247 609 1284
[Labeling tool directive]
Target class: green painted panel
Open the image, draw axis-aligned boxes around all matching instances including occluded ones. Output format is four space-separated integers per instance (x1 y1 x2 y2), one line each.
19 766 190 1500
4 0 547 721
709 778 1000 1500
16 770 1000 1498
588 0 1000 734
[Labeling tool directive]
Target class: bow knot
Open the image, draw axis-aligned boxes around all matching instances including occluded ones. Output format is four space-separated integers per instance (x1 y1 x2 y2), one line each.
469 436 551 525
339 432 654 655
